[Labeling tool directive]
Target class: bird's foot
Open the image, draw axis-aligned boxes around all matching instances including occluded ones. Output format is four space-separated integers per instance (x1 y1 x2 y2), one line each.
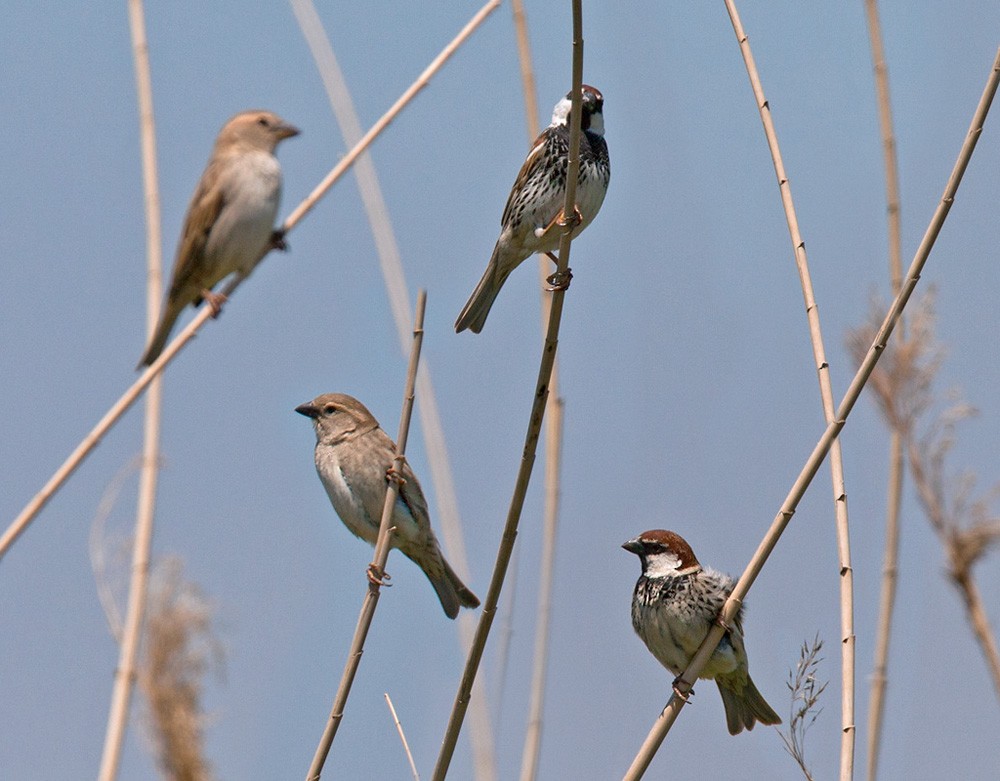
671 676 694 702
385 463 408 486
367 564 392 587
545 267 573 291
201 290 228 318
557 205 584 229
270 229 289 251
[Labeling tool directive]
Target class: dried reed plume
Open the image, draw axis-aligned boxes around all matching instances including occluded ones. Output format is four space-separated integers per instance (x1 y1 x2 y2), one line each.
848 290 1000 699
139 556 223 781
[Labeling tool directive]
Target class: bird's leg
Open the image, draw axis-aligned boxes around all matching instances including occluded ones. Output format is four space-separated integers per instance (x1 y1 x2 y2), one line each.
671 675 695 702
200 289 228 318
533 205 584 241
270 228 289 251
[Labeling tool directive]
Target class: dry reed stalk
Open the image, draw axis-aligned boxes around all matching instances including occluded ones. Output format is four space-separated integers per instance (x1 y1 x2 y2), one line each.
622 46 1000 780
861 3 905 776
97 3 163 777
305 292 427 781
430 4 586 778
287 3 499 776
384 693 421 781
90 458 145 640
0 2 499 562
509 3 566 779
720 2 856 776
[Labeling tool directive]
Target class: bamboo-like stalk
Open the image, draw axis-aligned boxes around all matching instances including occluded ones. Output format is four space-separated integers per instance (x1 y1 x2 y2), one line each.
622 46 1000 780
430 5 586 778
0 3 498 562
97 3 162 778
867 431 902 779
861 2 905 777
509 3 565 779
384 693 421 781
720 3 856 777
305 292 427 781
287 3 499 776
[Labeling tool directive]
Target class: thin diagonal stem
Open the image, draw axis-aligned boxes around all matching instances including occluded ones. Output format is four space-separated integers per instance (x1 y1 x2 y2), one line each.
288 4 498 777
721 2 855 776
0 2 498 561
623 46 1000 780
305 292 427 781
431 4 585 778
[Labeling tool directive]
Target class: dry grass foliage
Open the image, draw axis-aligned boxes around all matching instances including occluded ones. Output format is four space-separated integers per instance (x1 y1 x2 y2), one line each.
847 289 1000 699
778 636 828 781
139 556 223 781
845 288 943 435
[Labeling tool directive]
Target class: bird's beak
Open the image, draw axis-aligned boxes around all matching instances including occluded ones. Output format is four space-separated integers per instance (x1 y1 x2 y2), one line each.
276 123 300 140
295 402 319 418
622 538 643 555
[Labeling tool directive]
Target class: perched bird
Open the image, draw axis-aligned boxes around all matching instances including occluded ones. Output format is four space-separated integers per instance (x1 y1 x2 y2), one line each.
138 110 299 366
455 84 611 333
296 393 480 619
623 530 781 735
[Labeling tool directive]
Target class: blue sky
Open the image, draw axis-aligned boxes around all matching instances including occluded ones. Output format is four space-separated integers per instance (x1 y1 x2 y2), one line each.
2 2 999 779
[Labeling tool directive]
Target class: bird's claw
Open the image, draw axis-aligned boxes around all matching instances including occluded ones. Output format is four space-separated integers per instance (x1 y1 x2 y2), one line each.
201 289 228 318
367 564 392 587
671 676 694 702
270 229 289 251
385 463 407 486
557 205 584 229
545 268 573 291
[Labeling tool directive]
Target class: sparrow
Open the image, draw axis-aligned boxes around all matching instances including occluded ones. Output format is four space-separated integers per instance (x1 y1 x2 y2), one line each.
138 110 299 366
623 530 781 735
455 84 611 333
296 393 480 619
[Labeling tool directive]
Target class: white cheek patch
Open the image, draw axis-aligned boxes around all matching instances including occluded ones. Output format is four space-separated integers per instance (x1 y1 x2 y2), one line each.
587 112 605 137
645 552 682 578
550 97 572 126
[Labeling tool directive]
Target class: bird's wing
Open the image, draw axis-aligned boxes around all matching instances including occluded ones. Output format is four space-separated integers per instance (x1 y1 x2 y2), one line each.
500 128 557 227
168 160 227 298
395 457 433 533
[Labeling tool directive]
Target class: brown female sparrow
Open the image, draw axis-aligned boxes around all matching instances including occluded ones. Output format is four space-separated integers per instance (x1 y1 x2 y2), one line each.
623 530 781 735
455 84 610 333
139 110 299 366
296 393 480 619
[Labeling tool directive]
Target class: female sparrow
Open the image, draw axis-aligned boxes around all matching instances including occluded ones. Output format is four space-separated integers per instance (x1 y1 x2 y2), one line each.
139 110 299 366
296 393 479 619
623 530 781 735
455 85 610 333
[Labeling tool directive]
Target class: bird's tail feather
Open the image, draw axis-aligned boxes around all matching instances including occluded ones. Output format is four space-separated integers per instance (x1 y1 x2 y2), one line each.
424 556 479 620
455 245 510 334
138 298 185 368
717 674 781 735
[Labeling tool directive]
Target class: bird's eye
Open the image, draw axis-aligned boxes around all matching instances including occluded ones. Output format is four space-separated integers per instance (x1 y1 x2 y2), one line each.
324 404 337 415
257 116 270 127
